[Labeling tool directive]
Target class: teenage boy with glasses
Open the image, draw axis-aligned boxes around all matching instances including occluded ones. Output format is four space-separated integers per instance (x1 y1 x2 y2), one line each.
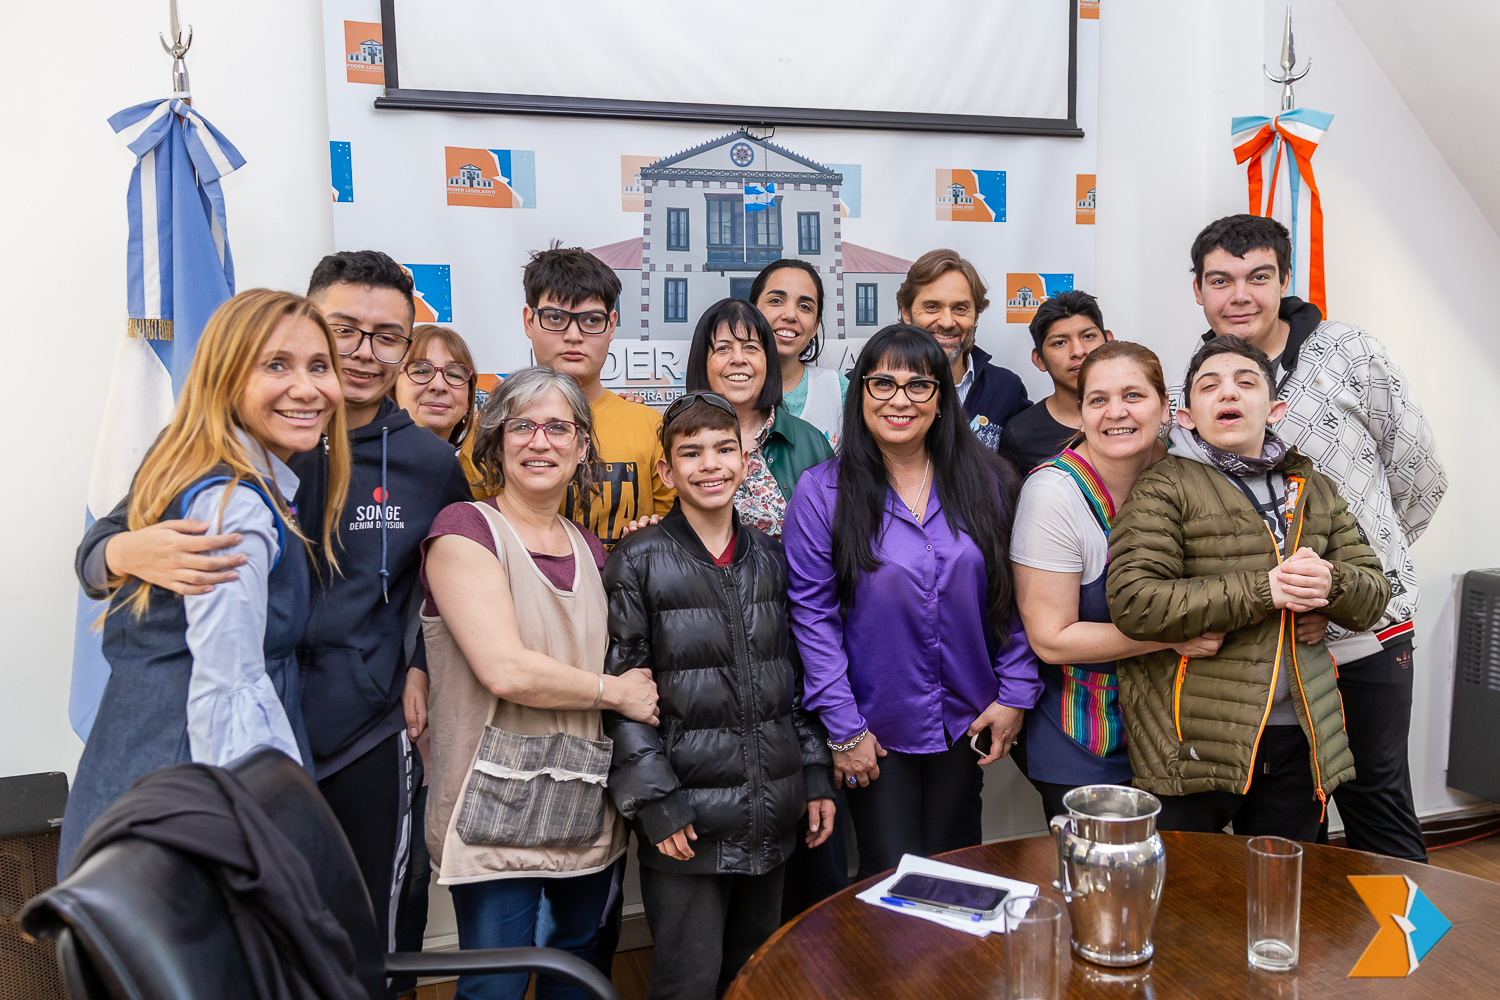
74 251 472 961
511 243 675 548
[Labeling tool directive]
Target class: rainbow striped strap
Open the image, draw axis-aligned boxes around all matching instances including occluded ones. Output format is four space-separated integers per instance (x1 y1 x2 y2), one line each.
1060 665 1124 758
1034 449 1115 538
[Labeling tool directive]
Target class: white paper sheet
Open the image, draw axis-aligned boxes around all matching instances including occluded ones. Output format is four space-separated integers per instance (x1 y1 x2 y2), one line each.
855 853 1041 939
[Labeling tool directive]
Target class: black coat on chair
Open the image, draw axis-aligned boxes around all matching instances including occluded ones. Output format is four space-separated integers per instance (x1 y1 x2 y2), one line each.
21 748 618 1000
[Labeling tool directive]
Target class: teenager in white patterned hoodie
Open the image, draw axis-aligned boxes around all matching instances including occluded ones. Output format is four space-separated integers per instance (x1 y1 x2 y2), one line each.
1183 214 1446 862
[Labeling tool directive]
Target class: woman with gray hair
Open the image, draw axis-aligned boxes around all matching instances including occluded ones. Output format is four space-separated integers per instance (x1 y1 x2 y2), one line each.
418 364 660 1000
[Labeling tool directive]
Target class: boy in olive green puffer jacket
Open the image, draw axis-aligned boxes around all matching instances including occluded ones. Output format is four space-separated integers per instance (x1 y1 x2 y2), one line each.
1106 336 1389 842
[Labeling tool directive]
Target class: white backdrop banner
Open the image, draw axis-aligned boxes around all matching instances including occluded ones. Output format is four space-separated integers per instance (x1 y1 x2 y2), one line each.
322 1 1099 404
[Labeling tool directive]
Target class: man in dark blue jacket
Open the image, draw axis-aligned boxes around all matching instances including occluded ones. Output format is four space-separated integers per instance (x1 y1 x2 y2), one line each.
897 248 1031 451
74 251 471 956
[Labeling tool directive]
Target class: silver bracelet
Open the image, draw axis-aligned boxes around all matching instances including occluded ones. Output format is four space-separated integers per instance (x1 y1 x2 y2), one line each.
828 730 868 753
590 674 604 710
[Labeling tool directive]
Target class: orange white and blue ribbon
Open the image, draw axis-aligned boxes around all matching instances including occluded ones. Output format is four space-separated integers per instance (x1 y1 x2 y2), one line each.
1231 108 1334 316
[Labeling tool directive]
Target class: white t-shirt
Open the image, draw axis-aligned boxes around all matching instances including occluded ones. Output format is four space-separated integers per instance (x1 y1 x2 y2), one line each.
1010 466 1109 585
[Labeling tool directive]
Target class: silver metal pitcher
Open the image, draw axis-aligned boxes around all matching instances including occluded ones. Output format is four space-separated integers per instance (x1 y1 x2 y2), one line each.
1050 784 1166 967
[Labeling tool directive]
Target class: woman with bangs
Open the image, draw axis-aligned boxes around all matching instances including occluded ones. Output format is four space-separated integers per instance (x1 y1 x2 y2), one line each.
396 323 479 447
1009 341 1224 821
783 324 1041 878
60 289 350 870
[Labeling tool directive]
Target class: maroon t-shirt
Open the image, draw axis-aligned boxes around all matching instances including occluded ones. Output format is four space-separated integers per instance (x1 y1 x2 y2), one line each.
420 498 608 616
713 532 737 567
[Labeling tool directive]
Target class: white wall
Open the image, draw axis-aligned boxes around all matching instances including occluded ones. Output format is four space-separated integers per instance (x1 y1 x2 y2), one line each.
2 0 1492 816
1095 0 1500 819
0 1 334 779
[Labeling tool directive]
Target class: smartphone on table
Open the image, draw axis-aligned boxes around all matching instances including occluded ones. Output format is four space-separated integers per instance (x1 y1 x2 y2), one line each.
888 873 1009 919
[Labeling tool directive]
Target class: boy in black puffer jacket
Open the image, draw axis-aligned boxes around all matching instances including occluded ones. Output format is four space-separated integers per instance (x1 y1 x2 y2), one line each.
603 392 835 1000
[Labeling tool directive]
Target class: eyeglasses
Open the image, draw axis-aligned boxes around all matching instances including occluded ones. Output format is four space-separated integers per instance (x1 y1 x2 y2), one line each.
663 391 738 425
331 325 412 364
534 306 612 336
405 359 474 387
862 374 940 404
503 417 582 446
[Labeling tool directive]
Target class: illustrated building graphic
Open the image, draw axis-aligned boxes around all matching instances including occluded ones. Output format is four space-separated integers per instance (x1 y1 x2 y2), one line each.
591 130 910 340
938 182 975 206
1008 286 1040 309
349 39 383 66
1077 188 1096 210
449 164 494 190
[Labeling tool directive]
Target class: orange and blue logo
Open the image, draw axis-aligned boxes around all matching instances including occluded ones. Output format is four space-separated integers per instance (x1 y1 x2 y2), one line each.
343 21 385 85
400 264 453 324
331 142 353 203
621 155 658 212
935 170 1006 222
1006 273 1074 323
445 148 536 209
1076 174 1096 224
1347 875 1451 977
828 163 862 218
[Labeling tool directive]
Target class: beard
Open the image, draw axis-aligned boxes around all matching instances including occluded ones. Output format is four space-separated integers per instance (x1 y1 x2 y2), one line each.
940 327 977 367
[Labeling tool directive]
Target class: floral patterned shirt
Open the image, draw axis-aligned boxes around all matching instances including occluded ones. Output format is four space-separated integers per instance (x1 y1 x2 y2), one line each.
735 411 786 537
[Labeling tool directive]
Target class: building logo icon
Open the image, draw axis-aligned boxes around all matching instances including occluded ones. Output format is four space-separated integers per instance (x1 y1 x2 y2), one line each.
1076 174 1096 224
343 21 385 85
1006 273 1074 322
331 141 353 203
935 170 1006 222
730 142 755 167
1347 876 1451 977
827 163 862 218
621 155 658 212
444 147 536 209
401 264 453 324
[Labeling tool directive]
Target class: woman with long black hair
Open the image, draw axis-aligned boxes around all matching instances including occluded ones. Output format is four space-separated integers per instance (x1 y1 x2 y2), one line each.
782 324 1042 878
748 259 847 446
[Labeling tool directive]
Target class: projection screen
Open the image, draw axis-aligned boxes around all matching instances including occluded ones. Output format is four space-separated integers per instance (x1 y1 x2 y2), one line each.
375 0 1081 135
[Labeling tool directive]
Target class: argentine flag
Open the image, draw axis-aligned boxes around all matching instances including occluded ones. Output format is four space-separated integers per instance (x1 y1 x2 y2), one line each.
744 182 776 213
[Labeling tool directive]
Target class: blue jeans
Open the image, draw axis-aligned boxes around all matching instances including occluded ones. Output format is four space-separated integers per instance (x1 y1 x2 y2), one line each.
450 865 615 1000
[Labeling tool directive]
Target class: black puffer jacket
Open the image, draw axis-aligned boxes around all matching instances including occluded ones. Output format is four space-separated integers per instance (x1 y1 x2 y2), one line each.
603 503 834 875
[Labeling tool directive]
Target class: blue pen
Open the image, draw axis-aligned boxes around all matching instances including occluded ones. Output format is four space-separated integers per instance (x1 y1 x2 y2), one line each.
880 896 983 922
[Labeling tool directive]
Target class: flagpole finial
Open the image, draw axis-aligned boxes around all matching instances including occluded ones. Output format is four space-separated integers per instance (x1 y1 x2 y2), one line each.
1263 4 1311 112
159 0 193 102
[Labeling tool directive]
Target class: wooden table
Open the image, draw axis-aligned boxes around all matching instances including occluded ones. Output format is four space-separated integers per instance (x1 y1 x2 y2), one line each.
725 832 1500 999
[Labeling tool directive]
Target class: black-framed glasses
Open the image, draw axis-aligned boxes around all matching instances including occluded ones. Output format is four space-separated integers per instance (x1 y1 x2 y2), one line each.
534 306 612 335
502 417 582 446
405 359 474 387
862 374 940 403
331 324 412 364
664 391 738 425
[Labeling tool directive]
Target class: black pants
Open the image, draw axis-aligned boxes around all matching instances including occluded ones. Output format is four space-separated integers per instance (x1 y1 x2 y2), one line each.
1332 640 1427 861
318 731 413 954
844 741 984 881
779 789 849 922
393 780 431 996
1154 725 1324 842
639 863 784 1000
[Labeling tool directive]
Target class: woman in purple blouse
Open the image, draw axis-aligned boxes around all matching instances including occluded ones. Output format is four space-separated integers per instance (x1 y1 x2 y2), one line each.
783 325 1043 879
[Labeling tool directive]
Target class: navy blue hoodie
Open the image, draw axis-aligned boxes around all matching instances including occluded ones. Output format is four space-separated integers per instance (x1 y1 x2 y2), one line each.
75 397 471 777
962 345 1032 451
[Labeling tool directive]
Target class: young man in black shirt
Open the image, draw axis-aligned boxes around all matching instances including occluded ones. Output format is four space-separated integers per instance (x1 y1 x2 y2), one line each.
998 290 1111 473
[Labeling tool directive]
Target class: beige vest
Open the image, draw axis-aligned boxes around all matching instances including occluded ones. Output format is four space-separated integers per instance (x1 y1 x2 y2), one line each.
424 503 627 883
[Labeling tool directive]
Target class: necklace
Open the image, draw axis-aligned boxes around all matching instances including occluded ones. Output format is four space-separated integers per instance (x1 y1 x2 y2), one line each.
893 458 932 522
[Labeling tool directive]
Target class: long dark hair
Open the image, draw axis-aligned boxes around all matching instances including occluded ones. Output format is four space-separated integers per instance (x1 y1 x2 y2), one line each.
685 297 783 412
749 259 826 363
834 324 1020 641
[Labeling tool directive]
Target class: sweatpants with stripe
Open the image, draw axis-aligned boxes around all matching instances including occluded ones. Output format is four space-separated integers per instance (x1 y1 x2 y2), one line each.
319 730 413 958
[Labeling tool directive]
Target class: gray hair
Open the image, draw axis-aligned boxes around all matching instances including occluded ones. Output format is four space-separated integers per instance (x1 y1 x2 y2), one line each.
470 365 599 503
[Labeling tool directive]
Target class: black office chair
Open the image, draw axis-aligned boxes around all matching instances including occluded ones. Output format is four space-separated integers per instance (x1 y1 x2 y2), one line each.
21 749 619 1000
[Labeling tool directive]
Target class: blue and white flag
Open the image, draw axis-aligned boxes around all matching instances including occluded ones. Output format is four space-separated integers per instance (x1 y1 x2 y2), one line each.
744 181 776 212
69 99 245 741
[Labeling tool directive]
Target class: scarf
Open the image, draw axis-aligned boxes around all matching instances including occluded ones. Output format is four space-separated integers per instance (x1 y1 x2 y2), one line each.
1195 429 1287 476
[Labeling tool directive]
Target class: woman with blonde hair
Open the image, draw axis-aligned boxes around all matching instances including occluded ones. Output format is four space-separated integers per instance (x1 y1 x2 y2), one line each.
59 289 350 870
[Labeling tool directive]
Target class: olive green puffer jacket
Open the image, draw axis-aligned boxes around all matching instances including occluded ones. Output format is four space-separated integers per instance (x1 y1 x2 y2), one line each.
1105 447 1390 800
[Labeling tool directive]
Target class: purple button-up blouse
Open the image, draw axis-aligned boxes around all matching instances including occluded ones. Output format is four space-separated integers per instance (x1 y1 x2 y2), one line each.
783 460 1042 753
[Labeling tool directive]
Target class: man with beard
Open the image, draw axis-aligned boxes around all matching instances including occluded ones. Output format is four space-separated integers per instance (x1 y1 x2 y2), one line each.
897 248 1030 451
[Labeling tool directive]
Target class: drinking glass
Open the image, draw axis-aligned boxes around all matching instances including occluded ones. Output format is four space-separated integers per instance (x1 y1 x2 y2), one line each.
1004 895 1062 1000
1247 836 1303 971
